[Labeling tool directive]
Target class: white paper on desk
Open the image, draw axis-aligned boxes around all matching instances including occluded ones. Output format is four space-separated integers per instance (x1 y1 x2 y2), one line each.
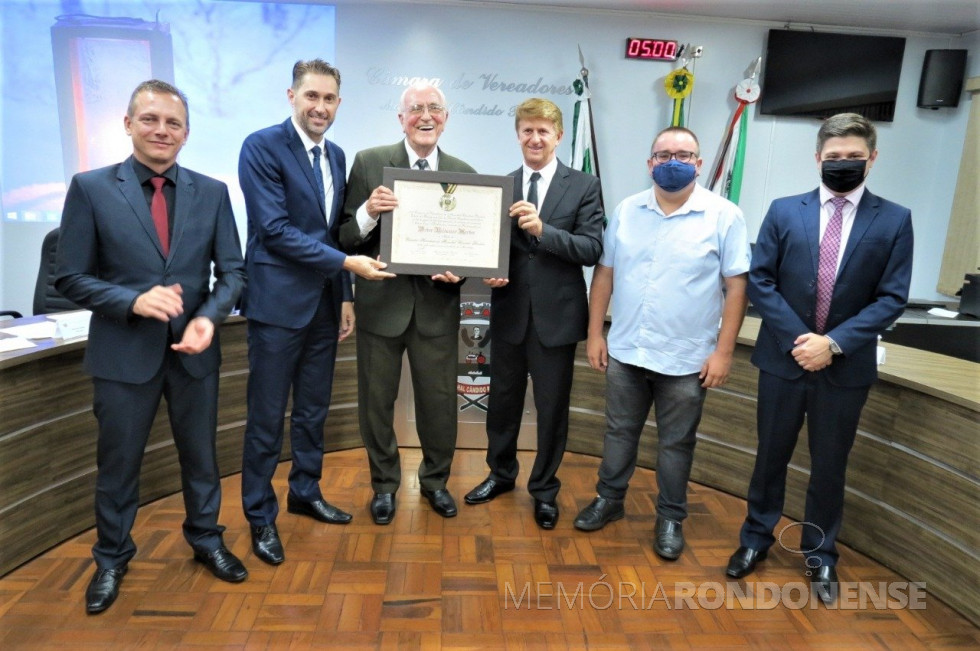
927 307 959 319
0 336 37 352
0 321 57 339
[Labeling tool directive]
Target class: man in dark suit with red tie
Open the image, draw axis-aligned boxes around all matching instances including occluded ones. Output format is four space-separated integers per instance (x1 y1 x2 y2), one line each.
464 98 604 529
726 113 914 604
56 80 248 614
238 60 392 566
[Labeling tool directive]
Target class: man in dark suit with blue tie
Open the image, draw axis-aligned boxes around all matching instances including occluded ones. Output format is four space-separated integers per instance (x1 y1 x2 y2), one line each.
464 98 604 529
56 80 248 614
726 113 914 604
238 60 392 565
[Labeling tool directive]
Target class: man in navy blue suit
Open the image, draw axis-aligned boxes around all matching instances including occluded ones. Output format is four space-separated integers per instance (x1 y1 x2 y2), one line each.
726 113 913 604
238 60 392 566
56 80 248 614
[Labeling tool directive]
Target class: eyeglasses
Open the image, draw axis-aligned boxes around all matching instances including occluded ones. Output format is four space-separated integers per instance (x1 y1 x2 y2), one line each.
650 150 698 163
404 103 446 116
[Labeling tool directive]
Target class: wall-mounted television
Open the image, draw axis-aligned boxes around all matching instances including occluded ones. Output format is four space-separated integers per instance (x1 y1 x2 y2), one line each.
759 29 906 122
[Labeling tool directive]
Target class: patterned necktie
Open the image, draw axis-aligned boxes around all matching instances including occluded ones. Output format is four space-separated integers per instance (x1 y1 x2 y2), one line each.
311 145 325 211
527 171 541 208
815 196 848 333
415 159 430 171
150 176 170 257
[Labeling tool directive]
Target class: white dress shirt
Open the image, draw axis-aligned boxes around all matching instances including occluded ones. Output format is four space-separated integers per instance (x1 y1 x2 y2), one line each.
290 117 334 223
356 139 441 237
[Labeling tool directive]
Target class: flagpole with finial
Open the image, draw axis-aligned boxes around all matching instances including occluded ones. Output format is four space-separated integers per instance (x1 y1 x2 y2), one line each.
708 57 761 204
574 45 605 213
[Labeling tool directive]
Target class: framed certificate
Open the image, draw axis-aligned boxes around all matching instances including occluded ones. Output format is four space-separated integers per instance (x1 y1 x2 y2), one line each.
379 168 514 277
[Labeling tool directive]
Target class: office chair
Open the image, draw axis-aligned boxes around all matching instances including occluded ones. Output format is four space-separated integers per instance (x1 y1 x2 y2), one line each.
33 227 79 315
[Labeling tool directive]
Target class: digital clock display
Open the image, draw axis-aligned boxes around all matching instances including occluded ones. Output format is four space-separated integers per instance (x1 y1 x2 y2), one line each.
625 37 679 61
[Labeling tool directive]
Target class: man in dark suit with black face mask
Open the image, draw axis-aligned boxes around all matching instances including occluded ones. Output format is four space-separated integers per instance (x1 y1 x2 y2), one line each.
726 113 914 605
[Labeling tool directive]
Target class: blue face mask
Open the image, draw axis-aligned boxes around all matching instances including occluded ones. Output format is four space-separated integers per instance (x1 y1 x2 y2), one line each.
652 159 697 192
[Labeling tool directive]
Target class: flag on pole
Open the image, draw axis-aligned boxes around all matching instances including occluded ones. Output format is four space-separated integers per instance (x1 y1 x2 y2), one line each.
572 80 595 175
574 47 605 293
573 46 605 214
709 58 761 204
709 102 748 201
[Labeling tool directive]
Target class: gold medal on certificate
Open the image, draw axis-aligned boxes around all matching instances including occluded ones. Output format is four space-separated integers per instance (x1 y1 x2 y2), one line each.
439 183 457 211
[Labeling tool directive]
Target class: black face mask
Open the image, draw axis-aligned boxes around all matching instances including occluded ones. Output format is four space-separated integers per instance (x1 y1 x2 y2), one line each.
821 159 867 193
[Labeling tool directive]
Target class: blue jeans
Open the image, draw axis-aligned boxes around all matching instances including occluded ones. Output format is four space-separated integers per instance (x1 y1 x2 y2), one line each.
596 356 707 521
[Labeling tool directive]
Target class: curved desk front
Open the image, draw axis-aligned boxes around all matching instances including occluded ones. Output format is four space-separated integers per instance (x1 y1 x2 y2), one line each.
0 316 362 580
1 316 977 625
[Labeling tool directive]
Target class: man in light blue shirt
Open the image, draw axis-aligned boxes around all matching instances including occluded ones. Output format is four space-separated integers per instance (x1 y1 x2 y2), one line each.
574 126 750 560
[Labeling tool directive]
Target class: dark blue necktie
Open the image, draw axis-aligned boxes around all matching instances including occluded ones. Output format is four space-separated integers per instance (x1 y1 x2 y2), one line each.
311 145 325 212
527 171 542 252
527 171 541 208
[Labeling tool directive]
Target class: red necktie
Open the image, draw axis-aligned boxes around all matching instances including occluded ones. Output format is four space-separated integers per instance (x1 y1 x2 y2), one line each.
150 176 170 257
815 197 847 333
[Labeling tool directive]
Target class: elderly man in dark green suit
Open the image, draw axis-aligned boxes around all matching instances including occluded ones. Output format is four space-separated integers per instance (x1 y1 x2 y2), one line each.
339 82 475 524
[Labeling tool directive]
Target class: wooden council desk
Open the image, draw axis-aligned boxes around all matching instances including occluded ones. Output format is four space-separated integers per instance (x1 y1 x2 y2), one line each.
0 316 363 580
1 315 977 624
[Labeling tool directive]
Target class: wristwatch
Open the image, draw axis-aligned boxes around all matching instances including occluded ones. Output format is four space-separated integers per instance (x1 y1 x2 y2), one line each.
827 336 843 355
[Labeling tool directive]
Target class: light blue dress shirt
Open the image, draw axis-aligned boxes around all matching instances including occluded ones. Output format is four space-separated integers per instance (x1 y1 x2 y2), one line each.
602 183 751 375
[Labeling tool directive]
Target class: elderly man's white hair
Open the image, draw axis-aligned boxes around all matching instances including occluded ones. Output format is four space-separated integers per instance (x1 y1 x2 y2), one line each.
398 82 447 112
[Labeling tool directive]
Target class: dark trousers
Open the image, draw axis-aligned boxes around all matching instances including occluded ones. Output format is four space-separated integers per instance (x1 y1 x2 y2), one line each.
740 370 870 567
485 322 577 503
242 289 339 526
92 349 222 570
596 357 706 521
355 311 458 493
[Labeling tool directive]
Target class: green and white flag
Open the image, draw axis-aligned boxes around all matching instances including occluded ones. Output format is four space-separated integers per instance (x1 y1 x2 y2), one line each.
572 78 595 176
571 69 604 215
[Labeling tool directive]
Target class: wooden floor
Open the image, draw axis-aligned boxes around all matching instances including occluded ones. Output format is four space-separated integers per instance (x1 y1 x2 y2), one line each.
1 448 976 650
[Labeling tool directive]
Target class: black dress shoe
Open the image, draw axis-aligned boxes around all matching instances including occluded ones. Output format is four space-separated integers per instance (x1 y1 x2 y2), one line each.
287 494 353 524
810 564 839 605
370 492 396 525
653 517 684 560
251 524 284 565
194 546 248 583
574 496 625 531
85 566 127 614
420 487 458 517
726 546 768 578
533 499 559 530
464 477 516 505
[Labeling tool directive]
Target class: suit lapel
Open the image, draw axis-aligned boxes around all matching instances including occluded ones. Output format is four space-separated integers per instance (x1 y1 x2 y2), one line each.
837 191 879 276
169 168 194 264
117 158 167 260
801 190 822 279
539 162 570 223
324 140 343 226
284 120 326 218
390 141 410 168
